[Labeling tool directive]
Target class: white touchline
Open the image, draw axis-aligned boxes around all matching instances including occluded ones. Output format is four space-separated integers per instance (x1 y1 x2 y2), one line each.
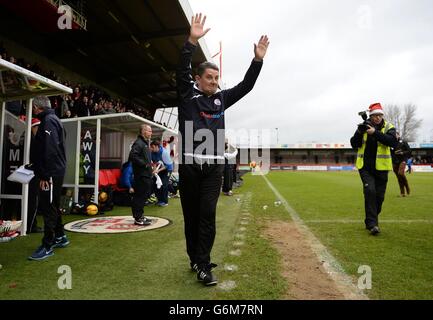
262 174 369 300
304 219 433 223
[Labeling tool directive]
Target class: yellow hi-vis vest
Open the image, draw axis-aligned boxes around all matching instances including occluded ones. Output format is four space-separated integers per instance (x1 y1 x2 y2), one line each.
356 121 394 171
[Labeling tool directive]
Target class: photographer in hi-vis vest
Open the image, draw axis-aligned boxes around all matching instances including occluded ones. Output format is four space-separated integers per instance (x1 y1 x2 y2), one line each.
350 103 398 235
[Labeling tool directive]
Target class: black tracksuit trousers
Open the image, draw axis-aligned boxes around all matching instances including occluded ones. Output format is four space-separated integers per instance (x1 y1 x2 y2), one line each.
131 176 152 220
39 176 65 249
179 163 224 268
27 176 40 233
222 163 233 193
359 169 388 229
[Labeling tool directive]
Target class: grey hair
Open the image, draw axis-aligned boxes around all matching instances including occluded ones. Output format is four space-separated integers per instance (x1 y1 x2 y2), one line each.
197 61 219 77
139 124 151 134
32 96 51 110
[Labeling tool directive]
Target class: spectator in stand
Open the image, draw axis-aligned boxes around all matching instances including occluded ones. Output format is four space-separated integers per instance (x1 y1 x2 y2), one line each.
68 100 76 117
90 102 98 115
1 45 158 121
76 96 91 117
63 109 73 119
71 86 81 101
104 100 116 114
97 102 108 115
6 100 22 116
60 94 70 118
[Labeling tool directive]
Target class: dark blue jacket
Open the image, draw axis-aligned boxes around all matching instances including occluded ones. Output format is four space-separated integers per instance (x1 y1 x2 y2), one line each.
33 109 66 180
176 41 262 159
120 162 134 189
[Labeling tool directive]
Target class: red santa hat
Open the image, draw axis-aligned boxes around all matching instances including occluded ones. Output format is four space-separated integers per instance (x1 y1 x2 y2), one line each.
368 103 384 116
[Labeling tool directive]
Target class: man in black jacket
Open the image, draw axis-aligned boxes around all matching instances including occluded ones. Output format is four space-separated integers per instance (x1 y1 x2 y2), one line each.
176 13 269 285
129 124 153 226
29 96 69 260
391 132 412 197
350 103 397 235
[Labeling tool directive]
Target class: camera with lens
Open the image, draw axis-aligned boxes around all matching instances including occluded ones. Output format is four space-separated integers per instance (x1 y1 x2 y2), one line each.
357 111 372 133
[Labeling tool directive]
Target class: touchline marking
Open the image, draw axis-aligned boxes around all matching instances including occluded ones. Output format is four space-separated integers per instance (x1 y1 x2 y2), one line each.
233 241 244 247
218 280 237 291
305 219 433 224
262 174 368 300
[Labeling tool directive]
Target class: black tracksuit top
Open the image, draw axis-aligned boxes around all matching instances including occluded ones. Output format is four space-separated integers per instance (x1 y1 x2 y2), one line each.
176 41 263 159
33 109 66 180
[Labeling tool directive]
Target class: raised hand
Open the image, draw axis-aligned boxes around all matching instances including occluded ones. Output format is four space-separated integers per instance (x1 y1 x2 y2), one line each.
189 13 211 45
254 35 270 61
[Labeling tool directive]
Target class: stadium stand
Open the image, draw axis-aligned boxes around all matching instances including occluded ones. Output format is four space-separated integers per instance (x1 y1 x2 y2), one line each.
0 0 211 127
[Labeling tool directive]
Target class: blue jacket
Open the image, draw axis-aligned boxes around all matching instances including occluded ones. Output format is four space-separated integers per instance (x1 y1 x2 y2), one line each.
120 162 134 189
151 146 173 172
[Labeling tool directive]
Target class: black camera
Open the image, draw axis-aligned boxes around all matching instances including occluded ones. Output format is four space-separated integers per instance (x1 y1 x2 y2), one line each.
357 111 372 133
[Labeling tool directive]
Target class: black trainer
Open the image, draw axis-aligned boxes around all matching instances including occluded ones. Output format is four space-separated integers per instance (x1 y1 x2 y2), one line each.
197 263 218 286
134 217 152 226
370 226 380 235
190 262 199 272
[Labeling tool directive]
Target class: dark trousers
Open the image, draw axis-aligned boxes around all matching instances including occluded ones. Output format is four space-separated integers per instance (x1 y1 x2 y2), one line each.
393 162 410 195
27 176 40 233
359 169 388 229
222 163 233 192
39 176 65 249
155 171 169 204
131 176 152 220
179 163 224 268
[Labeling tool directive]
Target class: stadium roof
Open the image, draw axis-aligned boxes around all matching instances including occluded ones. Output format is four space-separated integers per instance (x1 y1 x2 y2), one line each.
0 58 72 101
0 0 211 111
61 112 177 138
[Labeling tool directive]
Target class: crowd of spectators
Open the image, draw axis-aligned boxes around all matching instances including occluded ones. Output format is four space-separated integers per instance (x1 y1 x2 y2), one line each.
0 43 153 121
